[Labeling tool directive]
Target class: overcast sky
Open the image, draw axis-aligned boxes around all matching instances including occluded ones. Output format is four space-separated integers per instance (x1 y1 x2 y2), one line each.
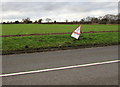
1 1 118 22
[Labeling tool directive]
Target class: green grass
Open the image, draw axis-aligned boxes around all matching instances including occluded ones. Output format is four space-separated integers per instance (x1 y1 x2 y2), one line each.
2 24 118 35
2 24 119 54
2 32 119 54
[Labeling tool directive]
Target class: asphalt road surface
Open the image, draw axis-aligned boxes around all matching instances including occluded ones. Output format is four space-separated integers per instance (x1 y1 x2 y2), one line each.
2 45 119 85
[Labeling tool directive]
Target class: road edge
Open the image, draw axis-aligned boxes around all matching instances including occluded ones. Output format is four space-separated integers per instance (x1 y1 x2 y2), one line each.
2 43 119 55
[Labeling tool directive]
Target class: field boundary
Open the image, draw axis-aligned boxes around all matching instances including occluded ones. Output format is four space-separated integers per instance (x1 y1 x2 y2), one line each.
2 44 119 55
1 30 120 37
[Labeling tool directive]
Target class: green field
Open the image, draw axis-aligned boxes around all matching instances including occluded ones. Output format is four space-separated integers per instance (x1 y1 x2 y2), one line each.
2 24 118 35
2 24 119 54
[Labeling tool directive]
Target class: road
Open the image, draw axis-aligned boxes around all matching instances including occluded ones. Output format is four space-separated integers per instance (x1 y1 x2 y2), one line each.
2 45 119 85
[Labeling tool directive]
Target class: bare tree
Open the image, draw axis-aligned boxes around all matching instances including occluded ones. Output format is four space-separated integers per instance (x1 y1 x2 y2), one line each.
91 17 99 23
85 16 92 22
22 17 32 24
46 18 52 23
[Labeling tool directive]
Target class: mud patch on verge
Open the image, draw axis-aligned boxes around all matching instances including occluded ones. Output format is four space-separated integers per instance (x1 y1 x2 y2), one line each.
1 31 120 37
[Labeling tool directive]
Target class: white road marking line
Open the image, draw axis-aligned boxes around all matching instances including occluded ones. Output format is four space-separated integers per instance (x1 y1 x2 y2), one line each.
1 60 119 77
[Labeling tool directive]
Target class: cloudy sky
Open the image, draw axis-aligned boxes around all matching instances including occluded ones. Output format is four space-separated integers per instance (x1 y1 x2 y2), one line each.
1 0 118 22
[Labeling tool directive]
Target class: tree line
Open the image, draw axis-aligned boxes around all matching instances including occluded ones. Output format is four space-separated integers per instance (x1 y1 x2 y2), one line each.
2 14 120 24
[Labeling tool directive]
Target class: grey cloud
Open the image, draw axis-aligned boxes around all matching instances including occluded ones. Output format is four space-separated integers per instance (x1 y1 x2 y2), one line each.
2 2 118 21
2 0 119 2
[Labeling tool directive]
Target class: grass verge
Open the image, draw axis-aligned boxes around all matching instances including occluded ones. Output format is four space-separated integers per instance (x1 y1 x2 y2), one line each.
2 32 119 55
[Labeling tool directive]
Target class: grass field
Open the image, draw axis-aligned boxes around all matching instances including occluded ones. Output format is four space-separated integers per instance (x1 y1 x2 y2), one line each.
2 32 119 54
2 24 119 54
2 24 118 35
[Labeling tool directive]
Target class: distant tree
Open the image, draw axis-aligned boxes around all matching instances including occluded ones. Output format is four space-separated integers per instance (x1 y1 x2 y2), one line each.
102 14 118 24
7 21 10 24
100 18 109 24
65 19 68 23
34 20 38 24
85 16 92 22
2 22 6 24
54 20 57 23
28 21 32 23
118 13 120 24
91 17 99 23
81 19 84 22
22 17 32 24
14 20 20 24
75 20 78 23
46 18 52 23
38 19 42 24
10 21 13 24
